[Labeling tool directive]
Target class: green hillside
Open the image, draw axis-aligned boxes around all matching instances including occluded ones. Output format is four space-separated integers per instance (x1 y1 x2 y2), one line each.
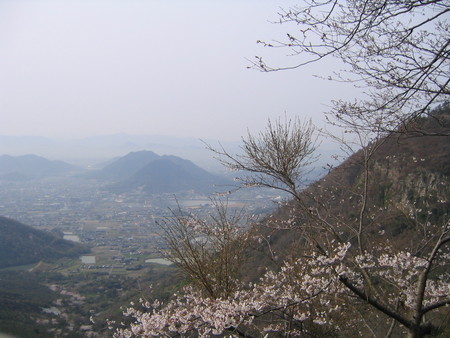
0 216 89 269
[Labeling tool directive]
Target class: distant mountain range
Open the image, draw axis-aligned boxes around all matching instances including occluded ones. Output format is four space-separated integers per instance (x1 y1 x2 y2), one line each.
0 216 89 269
87 150 230 194
0 134 242 171
87 150 161 180
0 154 80 180
0 134 339 178
0 150 230 194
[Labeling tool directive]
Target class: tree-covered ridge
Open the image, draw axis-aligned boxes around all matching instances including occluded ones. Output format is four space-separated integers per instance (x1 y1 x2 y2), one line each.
0 216 89 269
0 270 58 337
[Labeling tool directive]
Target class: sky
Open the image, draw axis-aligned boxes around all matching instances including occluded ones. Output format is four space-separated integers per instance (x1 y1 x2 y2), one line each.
0 0 358 142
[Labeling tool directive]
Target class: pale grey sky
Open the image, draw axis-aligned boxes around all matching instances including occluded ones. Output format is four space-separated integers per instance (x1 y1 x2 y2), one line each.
0 0 357 141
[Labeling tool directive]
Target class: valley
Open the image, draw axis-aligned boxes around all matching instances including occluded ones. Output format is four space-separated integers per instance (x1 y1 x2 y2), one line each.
0 175 278 270
0 155 282 337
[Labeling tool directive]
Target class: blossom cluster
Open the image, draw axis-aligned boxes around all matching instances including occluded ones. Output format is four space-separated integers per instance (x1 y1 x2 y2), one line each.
113 243 353 337
354 247 450 310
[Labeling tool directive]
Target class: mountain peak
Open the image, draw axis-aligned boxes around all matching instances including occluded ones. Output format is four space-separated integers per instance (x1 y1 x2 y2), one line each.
89 150 230 194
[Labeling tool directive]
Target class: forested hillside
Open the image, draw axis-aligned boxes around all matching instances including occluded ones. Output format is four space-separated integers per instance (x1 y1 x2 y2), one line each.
0 216 89 268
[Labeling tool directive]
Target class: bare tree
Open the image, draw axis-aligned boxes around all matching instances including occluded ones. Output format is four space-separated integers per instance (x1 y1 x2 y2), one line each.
251 0 450 136
207 116 318 204
157 199 251 299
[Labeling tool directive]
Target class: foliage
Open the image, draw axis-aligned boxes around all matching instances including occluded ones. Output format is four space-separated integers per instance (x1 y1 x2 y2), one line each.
0 216 89 269
0 271 58 337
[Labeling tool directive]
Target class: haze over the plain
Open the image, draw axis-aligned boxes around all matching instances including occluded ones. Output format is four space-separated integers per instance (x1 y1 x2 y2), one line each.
0 0 359 142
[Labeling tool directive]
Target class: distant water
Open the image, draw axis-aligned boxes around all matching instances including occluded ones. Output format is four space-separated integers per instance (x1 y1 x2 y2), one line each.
80 256 96 264
145 258 172 266
177 199 211 207
63 232 80 242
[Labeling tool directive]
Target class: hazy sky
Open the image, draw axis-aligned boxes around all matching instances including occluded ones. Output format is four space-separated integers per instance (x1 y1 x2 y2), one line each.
0 0 358 141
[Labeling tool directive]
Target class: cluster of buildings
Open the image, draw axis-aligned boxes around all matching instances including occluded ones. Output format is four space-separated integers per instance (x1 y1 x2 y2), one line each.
0 175 279 271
